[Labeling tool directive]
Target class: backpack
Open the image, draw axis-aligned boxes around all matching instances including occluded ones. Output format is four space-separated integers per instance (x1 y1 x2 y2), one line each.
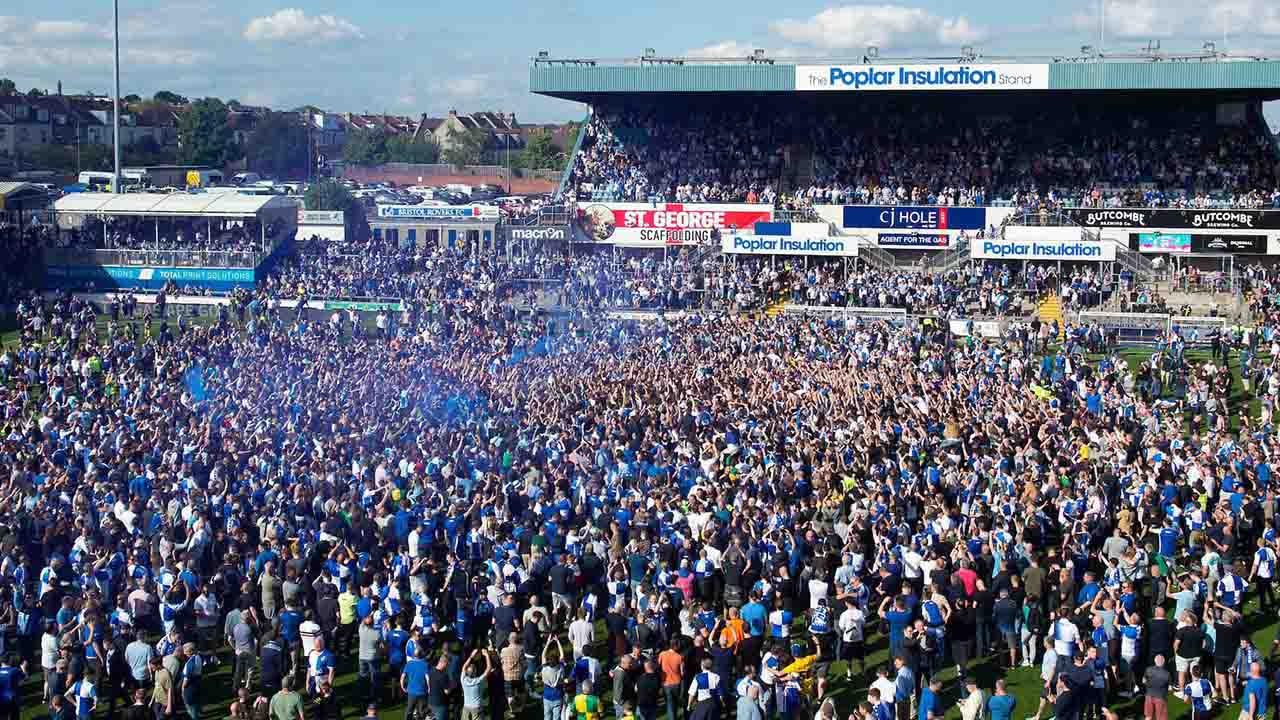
1026 604 1048 635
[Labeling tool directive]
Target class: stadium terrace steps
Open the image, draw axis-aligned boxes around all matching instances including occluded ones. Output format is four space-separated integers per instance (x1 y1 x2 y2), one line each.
1037 294 1065 338
765 298 788 317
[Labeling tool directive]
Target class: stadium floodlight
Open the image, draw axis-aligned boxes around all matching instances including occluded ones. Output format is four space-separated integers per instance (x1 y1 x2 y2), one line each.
866 46 879 59
1081 45 1095 57
961 45 977 61
1203 41 1217 55
644 48 656 58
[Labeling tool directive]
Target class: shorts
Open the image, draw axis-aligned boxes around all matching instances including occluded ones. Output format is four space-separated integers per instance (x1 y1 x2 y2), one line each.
1214 656 1233 674
1144 697 1168 720
1175 655 1197 673
841 640 864 662
1002 630 1018 648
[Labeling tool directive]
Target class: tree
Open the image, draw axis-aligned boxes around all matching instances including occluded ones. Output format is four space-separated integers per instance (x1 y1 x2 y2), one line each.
385 134 440 164
27 88 45 97
178 97 234 167
124 94 142 103
0 78 17 96
153 90 188 105
342 128 388 166
515 131 566 171
441 127 487 168
244 112 308 178
304 179 367 238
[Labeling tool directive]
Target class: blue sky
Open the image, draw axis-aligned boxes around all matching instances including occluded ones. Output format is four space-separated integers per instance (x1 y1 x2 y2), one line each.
2 0 1280 125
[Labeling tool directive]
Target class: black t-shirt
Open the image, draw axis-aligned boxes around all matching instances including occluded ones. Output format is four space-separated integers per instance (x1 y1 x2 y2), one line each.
1147 619 1174 657
1214 621 1242 659
1175 626 1205 659
427 668 451 704
493 606 519 635
635 672 662 707
550 565 574 594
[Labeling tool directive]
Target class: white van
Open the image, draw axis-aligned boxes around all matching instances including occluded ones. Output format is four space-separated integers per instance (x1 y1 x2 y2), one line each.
232 172 263 186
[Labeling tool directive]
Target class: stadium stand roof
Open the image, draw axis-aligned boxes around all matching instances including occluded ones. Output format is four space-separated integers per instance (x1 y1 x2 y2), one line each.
54 192 296 218
530 53 1280 100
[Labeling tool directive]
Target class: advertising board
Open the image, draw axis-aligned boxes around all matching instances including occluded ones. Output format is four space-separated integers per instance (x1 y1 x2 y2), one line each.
580 202 774 246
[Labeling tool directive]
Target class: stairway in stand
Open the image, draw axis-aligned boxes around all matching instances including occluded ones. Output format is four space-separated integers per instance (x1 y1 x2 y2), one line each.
765 298 788 317
1037 294 1065 339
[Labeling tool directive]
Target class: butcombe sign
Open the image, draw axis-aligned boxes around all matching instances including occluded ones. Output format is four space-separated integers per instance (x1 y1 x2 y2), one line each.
1065 208 1280 231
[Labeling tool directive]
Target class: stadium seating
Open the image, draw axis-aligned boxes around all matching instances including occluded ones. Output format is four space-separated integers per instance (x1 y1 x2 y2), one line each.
565 95 1280 208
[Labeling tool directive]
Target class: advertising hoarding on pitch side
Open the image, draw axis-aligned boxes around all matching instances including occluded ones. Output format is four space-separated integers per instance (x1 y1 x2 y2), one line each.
376 205 499 220
1135 232 1191 254
580 202 774 246
877 232 950 248
722 234 858 257
842 205 987 231
796 64 1049 91
970 239 1116 261
1191 234 1268 254
1066 208 1280 231
505 226 569 242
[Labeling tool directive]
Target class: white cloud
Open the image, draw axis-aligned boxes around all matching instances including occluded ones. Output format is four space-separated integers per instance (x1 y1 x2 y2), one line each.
771 4 986 49
1070 0 1179 38
442 75 488 96
244 8 364 43
1211 0 1280 35
32 20 100 37
687 41 757 58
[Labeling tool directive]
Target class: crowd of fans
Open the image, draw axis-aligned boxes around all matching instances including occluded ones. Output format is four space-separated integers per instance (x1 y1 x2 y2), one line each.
10 275 1280 720
57 218 283 255
567 98 1280 209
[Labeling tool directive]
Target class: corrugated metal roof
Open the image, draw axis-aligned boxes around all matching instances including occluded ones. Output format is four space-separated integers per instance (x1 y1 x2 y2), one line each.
1049 60 1280 90
532 64 794 95
532 60 1280 96
54 192 290 217
0 182 35 197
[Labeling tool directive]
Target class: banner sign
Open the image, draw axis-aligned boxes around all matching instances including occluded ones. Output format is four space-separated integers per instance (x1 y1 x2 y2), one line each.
971 239 1116 261
581 202 774 246
752 221 833 237
506 226 569 242
796 64 1049 91
877 232 950 248
1191 234 1268 254
1135 232 1191 254
722 235 858 257
841 205 986 231
322 300 404 312
298 210 345 225
376 204 499 220
1066 208 1280 231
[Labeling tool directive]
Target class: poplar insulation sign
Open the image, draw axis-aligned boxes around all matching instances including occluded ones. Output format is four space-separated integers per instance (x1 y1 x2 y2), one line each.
579 202 774 246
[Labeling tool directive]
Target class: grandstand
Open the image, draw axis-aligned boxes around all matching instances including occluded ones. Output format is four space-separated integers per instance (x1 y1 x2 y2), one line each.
535 51 1280 209
530 51 1280 325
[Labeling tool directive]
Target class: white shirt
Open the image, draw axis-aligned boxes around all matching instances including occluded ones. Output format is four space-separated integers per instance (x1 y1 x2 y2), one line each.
871 677 897 706
838 607 865 642
568 618 594 651
808 579 829 610
193 594 219 628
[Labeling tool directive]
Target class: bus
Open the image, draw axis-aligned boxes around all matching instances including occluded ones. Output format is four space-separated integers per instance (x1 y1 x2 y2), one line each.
77 171 142 192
